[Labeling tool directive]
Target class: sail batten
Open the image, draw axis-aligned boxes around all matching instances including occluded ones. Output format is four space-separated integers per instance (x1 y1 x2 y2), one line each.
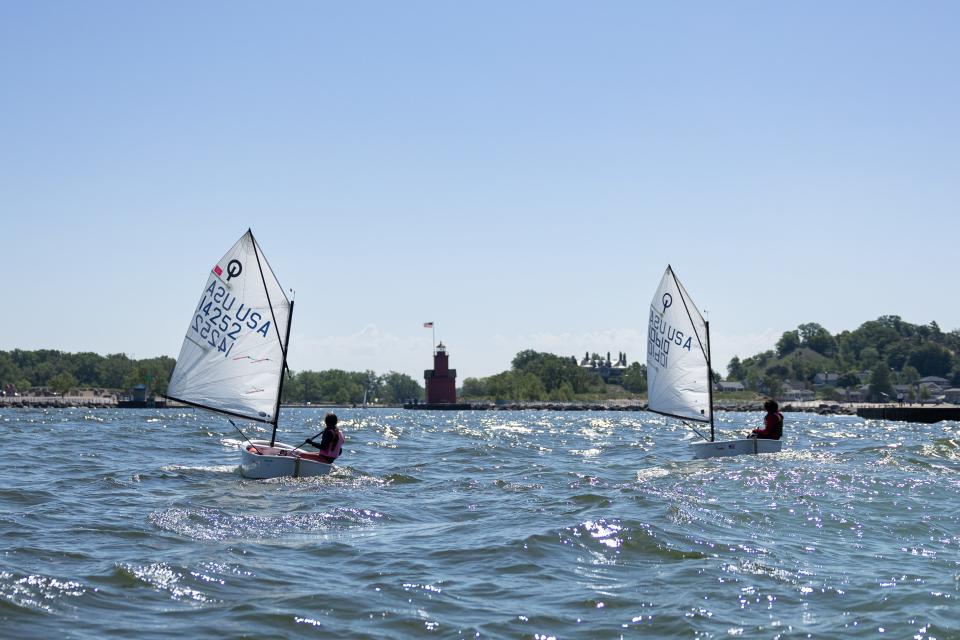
646 266 713 425
166 230 290 422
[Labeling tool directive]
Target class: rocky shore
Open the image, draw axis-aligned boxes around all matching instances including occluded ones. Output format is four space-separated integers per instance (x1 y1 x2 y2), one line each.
0 395 117 408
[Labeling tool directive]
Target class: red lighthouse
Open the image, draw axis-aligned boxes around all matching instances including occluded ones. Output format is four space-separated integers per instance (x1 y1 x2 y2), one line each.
424 342 457 404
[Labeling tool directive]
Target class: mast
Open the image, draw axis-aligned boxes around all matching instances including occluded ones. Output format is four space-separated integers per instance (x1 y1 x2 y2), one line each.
247 228 292 448
706 319 715 442
271 299 294 447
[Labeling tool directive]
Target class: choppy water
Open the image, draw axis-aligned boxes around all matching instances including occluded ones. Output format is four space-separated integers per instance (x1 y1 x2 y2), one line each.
1 407 958 638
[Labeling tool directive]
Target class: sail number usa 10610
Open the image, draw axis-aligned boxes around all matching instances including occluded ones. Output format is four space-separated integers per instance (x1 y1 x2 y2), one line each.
190 280 274 358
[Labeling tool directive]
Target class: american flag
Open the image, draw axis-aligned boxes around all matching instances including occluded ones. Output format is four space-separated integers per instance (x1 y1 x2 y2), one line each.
423 322 434 328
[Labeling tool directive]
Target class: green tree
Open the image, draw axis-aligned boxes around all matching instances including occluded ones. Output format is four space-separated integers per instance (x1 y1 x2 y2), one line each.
282 371 304 403
776 330 801 357
868 364 894 401
860 346 880 369
0 353 22 389
98 354 135 389
50 371 77 395
906 343 952 376
798 323 836 356
765 364 789 379
762 375 783 399
460 377 487 398
900 365 920 385
511 350 600 394
621 362 647 394
727 356 744 380
379 372 423 403
70 352 104 386
836 371 861 388
549 381 575 401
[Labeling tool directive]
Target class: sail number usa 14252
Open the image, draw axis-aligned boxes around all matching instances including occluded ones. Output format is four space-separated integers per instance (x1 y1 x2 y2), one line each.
190 279 274 358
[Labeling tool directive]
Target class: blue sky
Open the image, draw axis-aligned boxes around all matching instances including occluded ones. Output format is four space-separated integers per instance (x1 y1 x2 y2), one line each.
2 2 958 380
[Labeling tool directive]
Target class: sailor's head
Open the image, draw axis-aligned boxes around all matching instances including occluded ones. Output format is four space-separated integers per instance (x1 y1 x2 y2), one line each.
763 399 778 413
325 412 338 428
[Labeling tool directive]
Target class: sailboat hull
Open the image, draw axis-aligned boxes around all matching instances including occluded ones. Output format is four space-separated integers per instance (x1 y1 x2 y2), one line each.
240 440 334 479
690 438 783 459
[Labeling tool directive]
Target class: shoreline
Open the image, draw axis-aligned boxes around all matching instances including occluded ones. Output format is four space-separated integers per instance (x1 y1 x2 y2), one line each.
2 396 956 418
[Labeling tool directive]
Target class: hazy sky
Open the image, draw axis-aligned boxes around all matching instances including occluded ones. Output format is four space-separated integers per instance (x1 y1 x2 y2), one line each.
2 2 958 381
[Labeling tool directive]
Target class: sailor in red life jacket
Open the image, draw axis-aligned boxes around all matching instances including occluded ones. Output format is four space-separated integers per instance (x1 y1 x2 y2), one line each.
307 412 345 463
750 399 784 440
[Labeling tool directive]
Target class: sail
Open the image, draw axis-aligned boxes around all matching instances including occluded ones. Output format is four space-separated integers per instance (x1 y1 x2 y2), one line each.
646 265 712 423
166 230 291 423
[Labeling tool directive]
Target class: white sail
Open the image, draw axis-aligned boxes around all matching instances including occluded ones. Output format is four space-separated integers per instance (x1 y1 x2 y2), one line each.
166 230 291 423
646 265 712 423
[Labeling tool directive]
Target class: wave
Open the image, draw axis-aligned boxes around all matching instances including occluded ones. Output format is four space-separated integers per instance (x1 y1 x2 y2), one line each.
149 506 386 541
0 570 88 614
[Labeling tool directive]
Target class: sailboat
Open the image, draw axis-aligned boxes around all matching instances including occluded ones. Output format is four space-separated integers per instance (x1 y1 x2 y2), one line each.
164 229 334 479
646 265 782 459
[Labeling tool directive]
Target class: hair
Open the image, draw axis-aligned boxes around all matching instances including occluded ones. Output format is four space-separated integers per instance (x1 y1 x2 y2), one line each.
325 412 338 428
763 399 779 412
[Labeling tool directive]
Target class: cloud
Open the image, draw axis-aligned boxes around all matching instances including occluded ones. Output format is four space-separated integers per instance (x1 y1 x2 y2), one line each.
290 324 430 378
285 324 783 381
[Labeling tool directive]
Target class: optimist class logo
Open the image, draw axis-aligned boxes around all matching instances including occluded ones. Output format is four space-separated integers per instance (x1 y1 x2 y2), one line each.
212 260 243 281
661 293 673 313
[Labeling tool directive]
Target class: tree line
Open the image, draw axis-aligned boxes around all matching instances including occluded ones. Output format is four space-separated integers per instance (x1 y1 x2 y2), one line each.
727 316 960 401
0 349 175 396
281 370 422 405
0 349 423 404
460 350 648 401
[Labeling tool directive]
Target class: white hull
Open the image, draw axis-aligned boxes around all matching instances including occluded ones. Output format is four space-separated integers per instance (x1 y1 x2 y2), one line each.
239 440 333 479
690 438 783 459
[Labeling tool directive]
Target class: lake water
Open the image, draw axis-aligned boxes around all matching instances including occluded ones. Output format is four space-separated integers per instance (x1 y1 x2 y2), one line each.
1 407 958 638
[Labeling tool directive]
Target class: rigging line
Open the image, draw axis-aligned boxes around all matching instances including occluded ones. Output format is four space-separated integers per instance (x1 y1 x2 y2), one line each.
270 299 295 446
245 229 294 444
668 267 708 361
248 229 287 351
228 418 263 454
684 421 710 442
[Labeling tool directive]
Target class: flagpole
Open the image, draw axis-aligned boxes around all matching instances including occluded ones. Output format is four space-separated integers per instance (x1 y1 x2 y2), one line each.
432 324 436 352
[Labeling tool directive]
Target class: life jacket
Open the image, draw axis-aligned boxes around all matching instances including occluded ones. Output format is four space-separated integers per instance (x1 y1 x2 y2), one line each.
315 428 344 460
760 411 783 440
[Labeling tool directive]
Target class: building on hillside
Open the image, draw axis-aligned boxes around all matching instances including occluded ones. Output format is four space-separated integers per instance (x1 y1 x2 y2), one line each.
579 351 628 384
715 381 745 392
943 388 960 404
843 386 867 402
424 342 457 404
919 376 951 388
781 382 815 402
813 372 840 386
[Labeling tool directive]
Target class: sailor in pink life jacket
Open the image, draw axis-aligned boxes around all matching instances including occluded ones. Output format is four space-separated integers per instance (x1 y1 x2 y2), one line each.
307 412 344 463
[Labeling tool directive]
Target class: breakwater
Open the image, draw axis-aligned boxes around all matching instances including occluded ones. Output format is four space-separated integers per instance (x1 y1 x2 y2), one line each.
0 395 117 408
856 405 960 423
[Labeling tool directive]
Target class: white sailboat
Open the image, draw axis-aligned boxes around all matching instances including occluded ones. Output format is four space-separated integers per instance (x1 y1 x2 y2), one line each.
165 229 333 479
646 265 782 459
